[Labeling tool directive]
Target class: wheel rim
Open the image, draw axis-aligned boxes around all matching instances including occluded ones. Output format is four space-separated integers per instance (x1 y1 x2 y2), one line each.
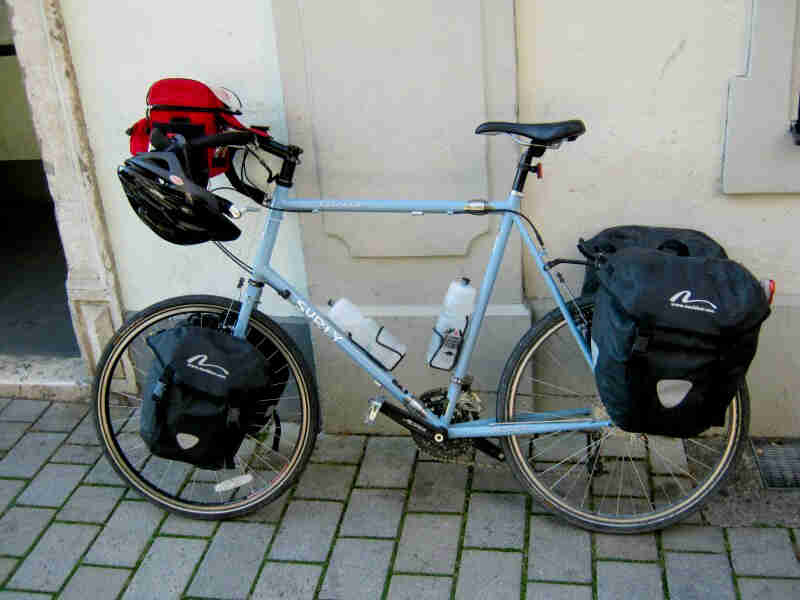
504 312 743 529
95 302 312 516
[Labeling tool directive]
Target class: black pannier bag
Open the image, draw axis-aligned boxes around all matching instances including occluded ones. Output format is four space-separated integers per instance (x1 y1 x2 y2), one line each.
580 226 728 297
140 325 287 469
591 247 770 437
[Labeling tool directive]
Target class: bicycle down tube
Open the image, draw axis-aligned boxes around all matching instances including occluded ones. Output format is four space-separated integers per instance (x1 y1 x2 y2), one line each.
233 184 611 438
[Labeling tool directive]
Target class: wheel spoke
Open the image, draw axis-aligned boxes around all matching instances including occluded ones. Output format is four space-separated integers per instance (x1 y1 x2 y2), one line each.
499 300 746 532
93 300 317 518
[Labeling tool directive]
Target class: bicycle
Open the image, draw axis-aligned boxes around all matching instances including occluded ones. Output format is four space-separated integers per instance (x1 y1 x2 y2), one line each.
92 119 749 534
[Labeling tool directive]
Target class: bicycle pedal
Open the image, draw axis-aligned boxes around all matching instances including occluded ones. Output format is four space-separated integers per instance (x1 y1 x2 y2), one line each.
364 396 385 424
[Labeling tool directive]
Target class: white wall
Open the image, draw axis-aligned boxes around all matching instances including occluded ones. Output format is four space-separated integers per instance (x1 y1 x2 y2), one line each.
517 0 800 435
60 0 308 314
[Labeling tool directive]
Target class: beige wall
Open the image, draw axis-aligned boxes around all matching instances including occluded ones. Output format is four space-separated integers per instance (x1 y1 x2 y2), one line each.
517 0 800 435
59 0 308 315
273 0 529 432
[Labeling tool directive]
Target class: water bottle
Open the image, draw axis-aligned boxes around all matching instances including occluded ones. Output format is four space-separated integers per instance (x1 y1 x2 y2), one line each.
327 299 407 370
426 278 477 370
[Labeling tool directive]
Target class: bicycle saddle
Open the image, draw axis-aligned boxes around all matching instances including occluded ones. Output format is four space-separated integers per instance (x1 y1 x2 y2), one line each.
475 120 586 146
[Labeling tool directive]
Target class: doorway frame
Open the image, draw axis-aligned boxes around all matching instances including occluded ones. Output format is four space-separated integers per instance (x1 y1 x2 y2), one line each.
7 0 124 376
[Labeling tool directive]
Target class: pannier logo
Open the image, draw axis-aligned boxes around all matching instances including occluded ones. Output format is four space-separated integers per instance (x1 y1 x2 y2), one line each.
669 291 718 314
186 355 229 379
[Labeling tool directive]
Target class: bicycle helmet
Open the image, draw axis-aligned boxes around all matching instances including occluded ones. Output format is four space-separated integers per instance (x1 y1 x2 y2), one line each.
118 146 241 245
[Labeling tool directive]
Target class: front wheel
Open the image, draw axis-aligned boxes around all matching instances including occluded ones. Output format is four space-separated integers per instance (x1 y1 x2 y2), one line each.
498 299 749 533
92 295 319 519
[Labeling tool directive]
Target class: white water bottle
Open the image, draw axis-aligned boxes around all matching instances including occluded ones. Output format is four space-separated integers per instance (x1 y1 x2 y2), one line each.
426 278 477 370
327 299 406 370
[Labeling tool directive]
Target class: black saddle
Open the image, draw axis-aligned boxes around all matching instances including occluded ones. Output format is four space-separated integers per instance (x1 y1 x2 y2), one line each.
475 120 586 146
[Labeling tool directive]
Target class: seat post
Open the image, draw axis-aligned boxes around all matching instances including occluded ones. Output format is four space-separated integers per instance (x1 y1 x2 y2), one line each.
512 145 545 193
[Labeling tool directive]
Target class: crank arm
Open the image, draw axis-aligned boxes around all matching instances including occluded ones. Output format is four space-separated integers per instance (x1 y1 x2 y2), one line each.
473 438 505 462
378 401 447 441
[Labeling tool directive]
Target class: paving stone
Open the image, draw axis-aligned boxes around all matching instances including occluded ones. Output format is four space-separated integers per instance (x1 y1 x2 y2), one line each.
59 565 130 600
0 398 9 414
269 500 342 562
387 575 452 600
591 458 651 497
662 524 726 553
0 423 29 451
528 515 591 583
0 557 17 584
0 400 50 423
251 562 323 600
649 437 689 475
599 434 647 458
9 522 99 592
395 514 461 574
50 444 102 464
530 431 590 462
16 464 88 507
0 507 55 555
311 433 365 464
0 479 25 513
0 592 51 599
136 457 192 496
357 437 416 488
58 485 125 523
728 527 800 577
235 490 289 523
0 433 66 478
188 521 273 599
454 550 522 600
408 462 468 512
122 536 206 600
595 532 658 561
294 463 356 500
596 561 664 600
651 477 704 524
66 415 99 445
319 538 394 600
84 500 164 566
526 583 592 600
471 465 524 492
161 514 217 537
665 552 735 600
84 456 125 485
32 403 88 432
340 488 405 538
737 577 800 599
464 493 525 549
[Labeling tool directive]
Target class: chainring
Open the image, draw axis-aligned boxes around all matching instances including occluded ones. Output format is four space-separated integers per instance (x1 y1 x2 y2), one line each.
411 387 480 460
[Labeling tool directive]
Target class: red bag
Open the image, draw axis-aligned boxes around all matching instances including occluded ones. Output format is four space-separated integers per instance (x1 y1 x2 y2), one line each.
127 78 268 186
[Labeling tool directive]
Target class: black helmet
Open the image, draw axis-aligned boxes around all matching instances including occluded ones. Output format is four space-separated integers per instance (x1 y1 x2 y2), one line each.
118 148 241 246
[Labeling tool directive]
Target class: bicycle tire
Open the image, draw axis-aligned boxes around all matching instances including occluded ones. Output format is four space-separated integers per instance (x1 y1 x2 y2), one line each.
92 294 319 519
497 298 749 533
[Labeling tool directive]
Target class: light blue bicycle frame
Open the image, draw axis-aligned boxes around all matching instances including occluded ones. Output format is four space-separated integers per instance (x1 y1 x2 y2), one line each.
232 184 612 439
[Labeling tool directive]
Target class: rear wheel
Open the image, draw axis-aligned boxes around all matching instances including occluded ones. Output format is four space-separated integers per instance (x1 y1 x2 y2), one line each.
93 295 319 519
498 299 748 533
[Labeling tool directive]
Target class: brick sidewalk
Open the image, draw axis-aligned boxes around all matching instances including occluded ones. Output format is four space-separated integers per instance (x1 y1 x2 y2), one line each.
0 398 799 599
